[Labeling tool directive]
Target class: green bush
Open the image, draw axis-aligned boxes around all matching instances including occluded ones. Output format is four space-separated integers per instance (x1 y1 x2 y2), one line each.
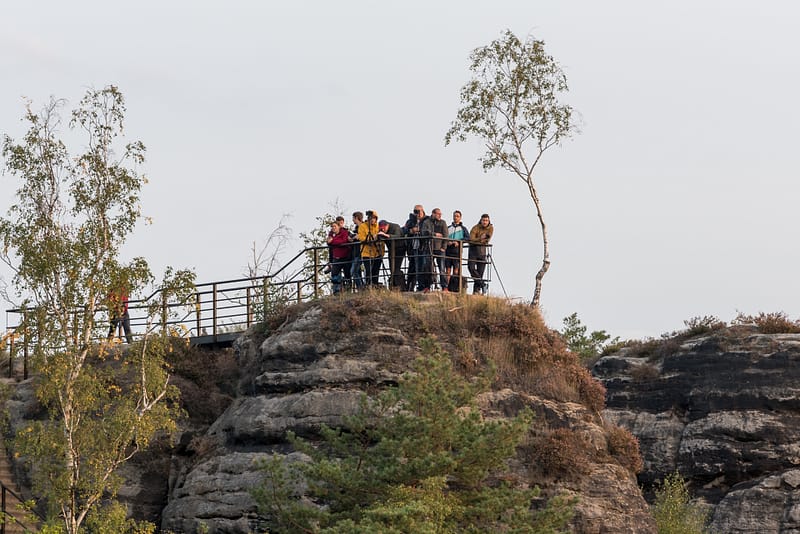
651 472 707 534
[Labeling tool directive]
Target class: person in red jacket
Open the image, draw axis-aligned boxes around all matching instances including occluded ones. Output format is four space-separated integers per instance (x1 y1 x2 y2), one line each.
107 287 133 343
326 221 353 294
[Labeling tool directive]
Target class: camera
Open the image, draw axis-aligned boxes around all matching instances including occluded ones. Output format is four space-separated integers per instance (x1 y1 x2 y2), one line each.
413 209 420 215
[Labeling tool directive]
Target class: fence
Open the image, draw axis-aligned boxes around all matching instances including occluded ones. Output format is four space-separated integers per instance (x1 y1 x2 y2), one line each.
4 238 494 376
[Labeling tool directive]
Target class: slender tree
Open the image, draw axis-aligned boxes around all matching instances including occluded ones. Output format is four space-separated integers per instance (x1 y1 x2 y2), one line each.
445 30 578 307
1 86 193 533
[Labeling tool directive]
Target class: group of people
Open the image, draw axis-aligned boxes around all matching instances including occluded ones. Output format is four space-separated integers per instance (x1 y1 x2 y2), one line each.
325 205 494 295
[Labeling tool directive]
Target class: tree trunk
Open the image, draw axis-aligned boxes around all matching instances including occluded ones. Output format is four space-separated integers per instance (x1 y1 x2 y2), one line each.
529 185 549 308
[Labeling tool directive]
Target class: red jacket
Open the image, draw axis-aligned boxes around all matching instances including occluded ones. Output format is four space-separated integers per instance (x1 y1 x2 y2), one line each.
329 228 352 260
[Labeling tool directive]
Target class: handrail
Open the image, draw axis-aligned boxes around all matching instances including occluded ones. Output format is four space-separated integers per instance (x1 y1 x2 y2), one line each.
0 479 43 533
4 240 494 368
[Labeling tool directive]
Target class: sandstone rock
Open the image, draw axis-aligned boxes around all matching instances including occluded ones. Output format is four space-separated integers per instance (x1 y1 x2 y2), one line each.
595 329 800 527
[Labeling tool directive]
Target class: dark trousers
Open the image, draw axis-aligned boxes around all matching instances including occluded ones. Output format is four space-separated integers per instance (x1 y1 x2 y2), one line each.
387 242 407 290
108 312 133 343
414 249 433 291
363 257 382 286
331 257 352 294
468 256 487 294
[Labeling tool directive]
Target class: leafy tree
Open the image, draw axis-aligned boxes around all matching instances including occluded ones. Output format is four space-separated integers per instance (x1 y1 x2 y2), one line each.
253 339 574 533
651 472 708 534
246 214 294 322
560 313 619 362
0 86 193 533
445 29 578 308
298 198 349 298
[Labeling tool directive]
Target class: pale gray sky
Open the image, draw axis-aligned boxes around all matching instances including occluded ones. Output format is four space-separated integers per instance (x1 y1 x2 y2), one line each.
2 1 799 339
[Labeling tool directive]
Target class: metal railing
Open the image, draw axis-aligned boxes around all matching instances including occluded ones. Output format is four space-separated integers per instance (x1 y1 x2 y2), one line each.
4 239 494 374
0 480 43 534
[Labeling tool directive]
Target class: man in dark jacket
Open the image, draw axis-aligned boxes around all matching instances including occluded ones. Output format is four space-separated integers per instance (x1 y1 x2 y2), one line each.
402 205 424 291
378 220 406 290
410 205 433 292
425 208 449 291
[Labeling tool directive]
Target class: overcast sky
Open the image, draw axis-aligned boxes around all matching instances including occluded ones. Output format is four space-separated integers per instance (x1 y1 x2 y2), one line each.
2 1 799 340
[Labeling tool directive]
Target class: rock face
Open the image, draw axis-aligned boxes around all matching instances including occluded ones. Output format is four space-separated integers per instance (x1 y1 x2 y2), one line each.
160 298 655 533
593 327 800 532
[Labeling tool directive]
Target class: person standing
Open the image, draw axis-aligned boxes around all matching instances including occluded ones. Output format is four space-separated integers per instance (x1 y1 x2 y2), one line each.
468 214 494 295
428 208 449 291
378 219 406 290
107 285 133 343
357 210 385 287
414 206 434 292
402 207 422 291
326 221 352 294
445 210 470 292
350 211 364 289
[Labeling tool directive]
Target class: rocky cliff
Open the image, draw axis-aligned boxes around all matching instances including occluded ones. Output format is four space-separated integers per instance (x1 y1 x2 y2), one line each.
159 292 654 533
593 325 800 532
3 293 655 533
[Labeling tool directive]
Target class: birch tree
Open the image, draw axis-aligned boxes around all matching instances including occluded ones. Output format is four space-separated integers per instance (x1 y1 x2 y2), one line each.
445 30 578 308
1 86 193 533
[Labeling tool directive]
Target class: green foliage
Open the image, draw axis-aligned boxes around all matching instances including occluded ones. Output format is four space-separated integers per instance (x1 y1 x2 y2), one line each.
651 473 708 534
254 338 574 533
1 87 191 534
445 29 579 307
560 313 619 362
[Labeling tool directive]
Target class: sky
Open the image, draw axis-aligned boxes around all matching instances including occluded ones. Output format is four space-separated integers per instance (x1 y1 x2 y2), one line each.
1 1 799 340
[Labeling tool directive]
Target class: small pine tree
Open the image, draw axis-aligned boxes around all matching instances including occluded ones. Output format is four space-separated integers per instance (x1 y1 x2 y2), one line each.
253 338 574 532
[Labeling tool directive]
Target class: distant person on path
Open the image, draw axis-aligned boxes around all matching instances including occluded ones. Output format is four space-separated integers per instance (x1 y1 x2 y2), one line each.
326 220 352 294
107 285 133 343
445 210 470 292
468 213 493 295
357 210 385 287
378 219 406 290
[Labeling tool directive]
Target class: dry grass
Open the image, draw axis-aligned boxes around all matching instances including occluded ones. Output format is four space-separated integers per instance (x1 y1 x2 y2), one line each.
263 291 607 412
732 311 800 334
527 427 595 478
605 424 643 474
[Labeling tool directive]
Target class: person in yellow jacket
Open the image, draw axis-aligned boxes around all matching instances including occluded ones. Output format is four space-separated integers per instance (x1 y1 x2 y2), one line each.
357 210 385 287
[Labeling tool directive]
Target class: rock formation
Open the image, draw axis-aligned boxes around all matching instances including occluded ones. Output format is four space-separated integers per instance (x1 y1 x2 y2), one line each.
3 293 655 532
593 326 800 532
160 294 654 533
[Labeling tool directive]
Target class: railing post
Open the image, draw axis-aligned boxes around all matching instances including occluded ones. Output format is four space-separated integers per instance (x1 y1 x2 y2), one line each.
246 287 252 327
212 283 218 338
161 293 168 335
313 248 320 299
458 240 463 293
262 278 270 320
2 484 6 534
7 335 13 379
296 281 302 304
22 314 29 382
195 293 202 337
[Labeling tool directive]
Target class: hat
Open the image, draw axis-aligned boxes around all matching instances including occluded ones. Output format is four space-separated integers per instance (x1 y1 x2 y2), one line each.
378 220 388 227
368 210 378 219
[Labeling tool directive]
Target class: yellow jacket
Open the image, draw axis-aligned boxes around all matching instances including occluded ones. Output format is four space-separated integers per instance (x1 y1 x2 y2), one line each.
357 221 384 258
